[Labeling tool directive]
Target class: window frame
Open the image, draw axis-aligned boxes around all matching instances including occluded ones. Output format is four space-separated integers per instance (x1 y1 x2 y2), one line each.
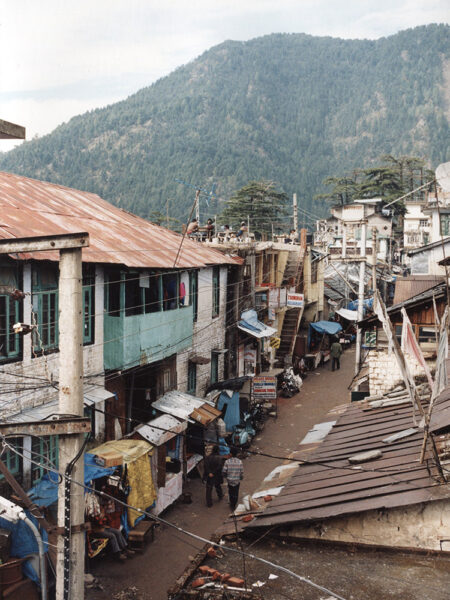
210 351 219 385
0 294 21 361
212 266 220 318
187 361 197 395
31 435 59 484
190 271 198 322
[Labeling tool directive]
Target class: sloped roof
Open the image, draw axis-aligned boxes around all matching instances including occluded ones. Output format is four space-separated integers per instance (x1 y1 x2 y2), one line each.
248 398 450 529
0 171 236 268
393 275 444 305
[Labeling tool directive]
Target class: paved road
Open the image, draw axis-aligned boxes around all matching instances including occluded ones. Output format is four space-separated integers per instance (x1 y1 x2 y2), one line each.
87 349 355 600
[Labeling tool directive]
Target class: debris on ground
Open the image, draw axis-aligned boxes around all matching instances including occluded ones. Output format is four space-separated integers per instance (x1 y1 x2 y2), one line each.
112 587 144 600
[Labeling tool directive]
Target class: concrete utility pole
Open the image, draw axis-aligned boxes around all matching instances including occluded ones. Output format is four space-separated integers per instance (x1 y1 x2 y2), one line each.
56 245 86 600
0 233 89 600
293 193 298 233
355 220 367 375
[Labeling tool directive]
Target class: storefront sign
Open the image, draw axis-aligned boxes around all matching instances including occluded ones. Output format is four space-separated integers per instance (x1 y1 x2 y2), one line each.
252 375 277 400
268 288 280 308
287 293 304 307
268 307 276 321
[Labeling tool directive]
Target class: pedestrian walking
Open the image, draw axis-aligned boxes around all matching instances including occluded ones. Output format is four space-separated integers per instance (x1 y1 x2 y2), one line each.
222 446 244 511
203 445 224 507
330 337 343 371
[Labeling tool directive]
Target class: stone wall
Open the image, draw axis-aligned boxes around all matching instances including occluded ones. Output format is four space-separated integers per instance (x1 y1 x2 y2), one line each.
368 348 433 396
287 499 450 552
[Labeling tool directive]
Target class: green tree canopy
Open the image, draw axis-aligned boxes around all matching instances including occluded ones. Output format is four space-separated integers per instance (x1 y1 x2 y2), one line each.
220 180 289 237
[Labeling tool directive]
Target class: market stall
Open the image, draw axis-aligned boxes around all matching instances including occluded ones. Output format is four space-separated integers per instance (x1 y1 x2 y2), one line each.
306 320 343 369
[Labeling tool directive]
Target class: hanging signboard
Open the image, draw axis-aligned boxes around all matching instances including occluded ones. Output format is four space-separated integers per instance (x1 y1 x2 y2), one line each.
268 307 276 321
279 288 287 307
252 375 277 400
268 288 280 308
287 293 304 307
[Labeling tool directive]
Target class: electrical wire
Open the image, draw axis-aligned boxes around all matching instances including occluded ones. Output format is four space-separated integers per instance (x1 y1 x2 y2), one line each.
1 436 348 600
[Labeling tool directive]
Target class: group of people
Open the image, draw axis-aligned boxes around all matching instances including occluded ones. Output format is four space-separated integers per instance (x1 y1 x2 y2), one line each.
203 446 244 511
186 219 249 241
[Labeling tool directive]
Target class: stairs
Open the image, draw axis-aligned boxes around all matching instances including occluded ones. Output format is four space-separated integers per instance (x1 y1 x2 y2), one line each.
276 247 305 361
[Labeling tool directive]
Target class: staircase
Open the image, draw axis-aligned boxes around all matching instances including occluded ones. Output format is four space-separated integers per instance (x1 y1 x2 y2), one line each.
276 247 305 362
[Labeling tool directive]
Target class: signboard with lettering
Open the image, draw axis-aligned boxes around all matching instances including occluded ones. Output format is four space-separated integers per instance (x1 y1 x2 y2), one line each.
287 293 304 308
252 375 277 400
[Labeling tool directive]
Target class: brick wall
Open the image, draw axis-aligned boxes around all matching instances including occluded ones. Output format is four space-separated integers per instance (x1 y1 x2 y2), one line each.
368 349 434 396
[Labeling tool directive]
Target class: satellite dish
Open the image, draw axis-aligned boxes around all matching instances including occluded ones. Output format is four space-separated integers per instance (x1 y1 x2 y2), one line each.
436 161 450 192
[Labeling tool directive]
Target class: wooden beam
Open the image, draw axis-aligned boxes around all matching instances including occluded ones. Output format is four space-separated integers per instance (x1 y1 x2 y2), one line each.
0 119 25 140
0 417 91 436
0 232 89 254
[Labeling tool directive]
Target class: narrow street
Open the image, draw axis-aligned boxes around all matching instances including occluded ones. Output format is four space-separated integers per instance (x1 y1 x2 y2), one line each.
87 349 355 600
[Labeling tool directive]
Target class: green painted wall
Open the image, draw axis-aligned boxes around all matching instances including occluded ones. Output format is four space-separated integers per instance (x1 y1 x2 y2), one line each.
104 306 193 370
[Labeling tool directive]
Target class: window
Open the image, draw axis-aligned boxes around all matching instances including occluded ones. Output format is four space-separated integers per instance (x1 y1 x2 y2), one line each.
105 268 122 316
210 352 219 385
125 272 142 316
0 295 20 361
395 324 402 344
190 271 198 322
212 267 220 318
105 269 162 316
31 435 58 483
0 264 21 361
419 220 428 227
187 362 197 395
145 272 161 313
83 265 95 344
32 265 58 351
163 273 178 311
418 326 436 346
441 214 450 236
0 438 22 483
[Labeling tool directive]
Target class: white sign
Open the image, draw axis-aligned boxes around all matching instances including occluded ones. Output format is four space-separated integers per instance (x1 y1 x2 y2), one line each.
268 288 280 308
268 307 275 321
287 293 304 307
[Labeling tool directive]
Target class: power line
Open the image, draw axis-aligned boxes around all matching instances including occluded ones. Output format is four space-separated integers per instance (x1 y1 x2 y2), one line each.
0 437 348 600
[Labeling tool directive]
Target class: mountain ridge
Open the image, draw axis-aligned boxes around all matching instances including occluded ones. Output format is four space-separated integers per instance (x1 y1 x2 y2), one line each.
1 24 449 224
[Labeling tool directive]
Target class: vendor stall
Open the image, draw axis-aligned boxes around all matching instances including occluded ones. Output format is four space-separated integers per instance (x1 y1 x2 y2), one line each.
306 320 343 369
130 415 187 516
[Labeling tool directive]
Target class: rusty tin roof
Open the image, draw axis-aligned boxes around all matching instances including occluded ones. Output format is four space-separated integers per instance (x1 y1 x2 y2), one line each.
0 171 237 269
248 398 450 529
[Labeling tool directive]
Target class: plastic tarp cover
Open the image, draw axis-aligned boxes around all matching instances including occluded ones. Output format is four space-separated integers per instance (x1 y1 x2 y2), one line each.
27 453 117 508
309 321 343 336
89 439 157 528
238 309 277 338
335 308 358 321
217 391 241 431
0 511 48 584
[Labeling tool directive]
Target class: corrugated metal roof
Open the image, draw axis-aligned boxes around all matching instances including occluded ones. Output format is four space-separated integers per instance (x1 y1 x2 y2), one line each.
133 414 186 446
0 171 236 268
247 398 450 529
393 276 444 305
152 390 221 425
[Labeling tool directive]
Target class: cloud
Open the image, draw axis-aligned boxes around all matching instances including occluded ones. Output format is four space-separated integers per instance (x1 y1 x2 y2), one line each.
1 0 448 145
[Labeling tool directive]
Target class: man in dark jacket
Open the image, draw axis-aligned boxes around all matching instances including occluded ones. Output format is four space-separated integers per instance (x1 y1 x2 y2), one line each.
330 338 343 371
204 445 223 507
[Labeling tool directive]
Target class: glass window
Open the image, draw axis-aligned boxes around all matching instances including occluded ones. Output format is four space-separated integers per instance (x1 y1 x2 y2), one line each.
395 324 402 344
125 272 143 316
187 362 196 395
212 267 220 318
83 265 95 344
418 326 436 345
0 438 22 483
104 269 122 316
210 352 219 384
0 295 20 361
31 435 58 483
144 273 161 313
163 273 178 311
441 214 450 236
190 271 198 322
32 265 59 352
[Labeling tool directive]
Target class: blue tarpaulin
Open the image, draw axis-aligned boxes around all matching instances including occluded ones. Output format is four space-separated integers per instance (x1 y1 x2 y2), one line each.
238 309 277 338
308 321 342 347
217 391 241 432
27 453 117 508
0 512 48 584
347 297 374 312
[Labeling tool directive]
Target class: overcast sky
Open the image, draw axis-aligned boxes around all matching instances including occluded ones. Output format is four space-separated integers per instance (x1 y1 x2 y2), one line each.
1 1 448 150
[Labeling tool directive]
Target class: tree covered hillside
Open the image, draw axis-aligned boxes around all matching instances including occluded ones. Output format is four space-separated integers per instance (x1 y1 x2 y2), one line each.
0 24 449 224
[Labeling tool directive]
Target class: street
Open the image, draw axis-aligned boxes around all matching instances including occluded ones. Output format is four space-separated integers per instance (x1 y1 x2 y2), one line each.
87 349 355 600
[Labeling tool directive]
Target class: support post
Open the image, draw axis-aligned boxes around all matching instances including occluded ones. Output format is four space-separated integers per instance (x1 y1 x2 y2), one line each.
56 247 85 600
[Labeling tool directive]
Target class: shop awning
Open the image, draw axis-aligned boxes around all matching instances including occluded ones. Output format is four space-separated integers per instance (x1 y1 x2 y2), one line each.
132 415 187 446
152 390 221 426
5 386 114 423
309 321 343 336
335 308 358 321
238 309 278 339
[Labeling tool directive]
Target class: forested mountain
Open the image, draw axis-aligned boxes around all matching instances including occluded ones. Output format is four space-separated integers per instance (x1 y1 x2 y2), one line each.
1 24 449 225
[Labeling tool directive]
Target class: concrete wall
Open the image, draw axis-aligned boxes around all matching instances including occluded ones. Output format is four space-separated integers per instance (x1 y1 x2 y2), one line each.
177 266 227 397
286 499 450 552
368 348 433 396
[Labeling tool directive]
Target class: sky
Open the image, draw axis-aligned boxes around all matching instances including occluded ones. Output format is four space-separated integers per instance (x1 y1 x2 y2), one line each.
1 1 449 151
